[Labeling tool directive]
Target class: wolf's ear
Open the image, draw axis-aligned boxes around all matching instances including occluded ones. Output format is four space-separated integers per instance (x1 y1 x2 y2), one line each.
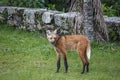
53 29 57 34
46 30 51 35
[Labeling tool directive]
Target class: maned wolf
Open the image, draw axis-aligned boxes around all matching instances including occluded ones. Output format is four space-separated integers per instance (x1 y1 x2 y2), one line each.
46 29 91 74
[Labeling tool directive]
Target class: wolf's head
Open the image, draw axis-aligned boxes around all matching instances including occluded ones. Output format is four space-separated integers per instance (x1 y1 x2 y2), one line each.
46 29 58 44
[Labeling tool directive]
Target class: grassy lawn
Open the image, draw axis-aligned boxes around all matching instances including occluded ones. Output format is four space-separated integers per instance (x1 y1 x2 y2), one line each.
0 24 120 80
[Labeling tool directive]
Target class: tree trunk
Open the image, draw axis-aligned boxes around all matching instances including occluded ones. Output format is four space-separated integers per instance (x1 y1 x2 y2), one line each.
65 0 109 42
92 0 109 42
83 0 94 41
65 0 82 12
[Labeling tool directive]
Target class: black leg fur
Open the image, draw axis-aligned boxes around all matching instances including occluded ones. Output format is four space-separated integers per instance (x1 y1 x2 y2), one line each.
64 56 68 73
81 63 86 74
86 63 89 72
56 57 60 72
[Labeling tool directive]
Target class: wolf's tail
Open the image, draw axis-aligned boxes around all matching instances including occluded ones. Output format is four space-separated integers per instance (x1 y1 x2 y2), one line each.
86 43 91 60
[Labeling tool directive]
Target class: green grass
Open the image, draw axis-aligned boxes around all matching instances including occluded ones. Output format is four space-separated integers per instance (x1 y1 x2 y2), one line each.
0 24 120 80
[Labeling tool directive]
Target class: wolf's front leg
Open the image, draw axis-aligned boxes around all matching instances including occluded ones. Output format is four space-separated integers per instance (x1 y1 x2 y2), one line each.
56 53 60 72
60 48 68 73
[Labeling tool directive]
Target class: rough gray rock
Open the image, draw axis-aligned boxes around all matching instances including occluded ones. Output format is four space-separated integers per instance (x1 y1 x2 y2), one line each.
54 12 77 28
42 10 60 24
104 17 120 23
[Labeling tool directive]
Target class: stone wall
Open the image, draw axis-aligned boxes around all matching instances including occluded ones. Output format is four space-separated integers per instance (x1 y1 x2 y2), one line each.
0 6 120 41
104 17 120 41
0 6 78 33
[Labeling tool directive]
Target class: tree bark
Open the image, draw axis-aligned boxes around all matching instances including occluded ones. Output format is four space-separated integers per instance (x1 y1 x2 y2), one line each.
65 0 109 42
65 0 82 12
92 0 109 42
83 0 94 41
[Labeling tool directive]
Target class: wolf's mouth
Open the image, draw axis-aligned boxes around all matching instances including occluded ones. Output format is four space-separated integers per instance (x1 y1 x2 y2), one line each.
51 41 55 44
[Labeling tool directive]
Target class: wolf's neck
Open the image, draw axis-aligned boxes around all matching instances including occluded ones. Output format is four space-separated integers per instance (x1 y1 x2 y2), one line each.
52 35 62 46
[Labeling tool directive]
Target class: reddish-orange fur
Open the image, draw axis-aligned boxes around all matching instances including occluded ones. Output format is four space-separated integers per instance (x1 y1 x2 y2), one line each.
46 30 90 74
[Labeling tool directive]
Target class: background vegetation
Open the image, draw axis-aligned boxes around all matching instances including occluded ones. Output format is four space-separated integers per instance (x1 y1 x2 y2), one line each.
0 24 120 80
101 0 120 16
0 0 119 16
